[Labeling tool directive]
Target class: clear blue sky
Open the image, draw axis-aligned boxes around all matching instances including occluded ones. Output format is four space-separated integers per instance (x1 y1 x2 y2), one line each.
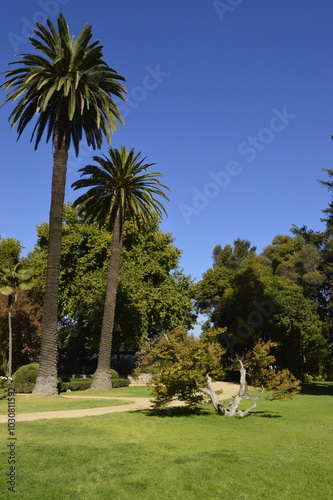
1 0 333 285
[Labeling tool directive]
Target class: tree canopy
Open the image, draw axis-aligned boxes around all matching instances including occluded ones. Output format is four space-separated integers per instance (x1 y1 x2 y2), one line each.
28 204 196 374
195 238 329 379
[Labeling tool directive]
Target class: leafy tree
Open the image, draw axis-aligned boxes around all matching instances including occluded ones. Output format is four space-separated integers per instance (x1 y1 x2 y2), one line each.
195 242 273 344
262 234 324 297
318 169 333 315
0 263 33 376
195 239 327 378
1 14 126 395
28 204 196 372
0 239 41 375
136 329 300 418
115 218 196 347
136 327 227 408
71 146 169 389
0 238 23 269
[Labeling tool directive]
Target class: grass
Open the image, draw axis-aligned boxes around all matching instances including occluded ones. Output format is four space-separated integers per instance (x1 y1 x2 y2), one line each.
66 385 152 398
0 395 133 414
0 382 332 499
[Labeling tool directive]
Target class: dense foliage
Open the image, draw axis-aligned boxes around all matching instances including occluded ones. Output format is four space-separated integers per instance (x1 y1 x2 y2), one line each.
136 327 227 408
195 235 331 379
28 204 196 373
136 330 300 415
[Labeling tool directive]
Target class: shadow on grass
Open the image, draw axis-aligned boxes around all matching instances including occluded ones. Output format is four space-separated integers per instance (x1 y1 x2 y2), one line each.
250 410 282 418
300 382 333 396
141 406 211 418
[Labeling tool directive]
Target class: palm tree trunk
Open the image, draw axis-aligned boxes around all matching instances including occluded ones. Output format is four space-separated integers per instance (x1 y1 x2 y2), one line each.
92 205 124 390
33 142 68 395
8 307 12 378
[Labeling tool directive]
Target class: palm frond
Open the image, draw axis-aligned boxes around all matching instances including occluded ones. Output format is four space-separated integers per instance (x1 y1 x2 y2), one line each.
1 13 127 155
72 146 169 231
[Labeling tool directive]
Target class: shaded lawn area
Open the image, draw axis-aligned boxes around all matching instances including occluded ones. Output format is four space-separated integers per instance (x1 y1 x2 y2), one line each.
300 381 333 396
0 395 133 414
0 382 332 499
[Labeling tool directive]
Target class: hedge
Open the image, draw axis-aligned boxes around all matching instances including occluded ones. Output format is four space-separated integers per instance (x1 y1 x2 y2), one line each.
59 378 130 392
12 383 35 393
12 363 39 385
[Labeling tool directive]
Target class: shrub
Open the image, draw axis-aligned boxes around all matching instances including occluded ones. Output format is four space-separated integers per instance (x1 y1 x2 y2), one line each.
58 378 129 392
110 369 119 380
59 379 92 392
0 388 7 400
111 378 130 388
12 363 39 385
0 376 13 388
13 383 35 393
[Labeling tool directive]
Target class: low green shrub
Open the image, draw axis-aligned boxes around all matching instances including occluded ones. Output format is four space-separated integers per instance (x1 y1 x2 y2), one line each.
59 379 92 392
12 363 39 385
0 376 13 388
0 388 7 400
110 369 119 379
13 383 35 393
112 378 130 388
59 378 129 392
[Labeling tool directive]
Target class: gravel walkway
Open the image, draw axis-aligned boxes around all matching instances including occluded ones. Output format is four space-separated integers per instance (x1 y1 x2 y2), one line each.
0 382 240 423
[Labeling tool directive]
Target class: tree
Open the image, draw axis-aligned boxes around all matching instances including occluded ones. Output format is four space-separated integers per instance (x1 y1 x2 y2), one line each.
0 238 23 269
195 241 273 346
318 169 333 315
195 238 327 377
136 329 300 418
71 146 169 389
136 327 227 408
28 204 196 372
0 263 33 376
1 14 127 395
262 234 324 297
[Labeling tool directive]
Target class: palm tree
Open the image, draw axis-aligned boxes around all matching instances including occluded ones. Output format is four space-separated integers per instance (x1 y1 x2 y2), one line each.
0 263 33 377
71 146 169 389
1 14 126 394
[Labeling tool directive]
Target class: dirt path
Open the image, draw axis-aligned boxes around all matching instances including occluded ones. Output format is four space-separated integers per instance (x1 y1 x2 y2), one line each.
0 382 239 423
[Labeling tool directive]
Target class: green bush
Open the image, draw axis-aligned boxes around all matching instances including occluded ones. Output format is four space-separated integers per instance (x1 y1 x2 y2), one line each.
0 388 7 400
12 363 39 385
13 383 35 393
59 379 92 392
111 378 130 388
110 369 119 380
58 377 129 392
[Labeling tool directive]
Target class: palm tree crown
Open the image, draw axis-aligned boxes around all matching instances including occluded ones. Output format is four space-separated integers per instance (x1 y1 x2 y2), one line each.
71 146 170 226
0 262 33 300
1 13 127 153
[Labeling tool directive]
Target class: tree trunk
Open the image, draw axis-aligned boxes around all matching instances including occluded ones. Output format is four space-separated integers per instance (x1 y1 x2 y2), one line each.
198 361 260 418
92 205 124 390
33 143 68 396
8 307 12 378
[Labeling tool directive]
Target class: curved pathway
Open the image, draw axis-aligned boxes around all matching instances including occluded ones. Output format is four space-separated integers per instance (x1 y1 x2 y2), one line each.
0 382 240 423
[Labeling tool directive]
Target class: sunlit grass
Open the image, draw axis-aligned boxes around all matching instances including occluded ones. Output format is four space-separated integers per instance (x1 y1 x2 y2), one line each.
0 382 332 499
66 385 152 398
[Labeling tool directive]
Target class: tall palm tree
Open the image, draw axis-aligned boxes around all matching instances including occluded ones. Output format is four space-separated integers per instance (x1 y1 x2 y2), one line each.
71 146 169 389
0 263 33 377
1 14 126 394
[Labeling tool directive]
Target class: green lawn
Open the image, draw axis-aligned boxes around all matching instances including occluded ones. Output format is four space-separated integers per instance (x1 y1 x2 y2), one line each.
0 382 332 499
66 385 152 398
0 395 133 414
